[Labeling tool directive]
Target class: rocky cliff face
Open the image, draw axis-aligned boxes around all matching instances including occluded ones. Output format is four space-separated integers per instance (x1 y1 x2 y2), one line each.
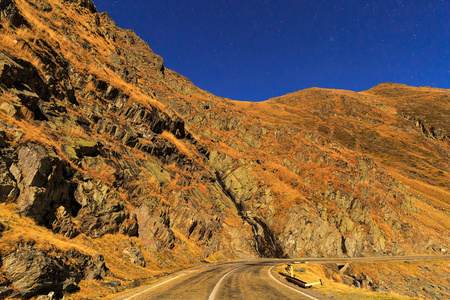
0 0 449 298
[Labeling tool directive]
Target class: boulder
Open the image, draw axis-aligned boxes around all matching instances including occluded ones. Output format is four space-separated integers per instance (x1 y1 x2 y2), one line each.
123 247 146 267
13 87 47 121
0 102 20 118
61 277 78 293
3 249 59 297
119 214 139 236
36 291 56 300
294 267 306 272
84 255 108 280
74 138 101 157
100 280 121 289
2 246 109 297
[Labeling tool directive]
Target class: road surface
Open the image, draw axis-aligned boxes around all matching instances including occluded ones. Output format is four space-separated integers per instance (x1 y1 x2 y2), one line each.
112 255 449 300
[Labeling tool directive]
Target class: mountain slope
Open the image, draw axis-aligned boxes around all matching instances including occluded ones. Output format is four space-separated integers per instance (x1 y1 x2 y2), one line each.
0 0 448 298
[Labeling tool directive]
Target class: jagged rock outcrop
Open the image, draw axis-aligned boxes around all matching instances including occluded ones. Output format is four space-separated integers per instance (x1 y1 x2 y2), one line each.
401 111 449 141
170 206 219 243
134 204 175 251
123 247 146 267
0 52 50 108
83 254 108 281
0 157 18 202
0 0 29 28
77 199 138 238
0 221 5 239
332 261 450 299
63 0 97 13
12 143 77 226
52 206 79 238
4 248 62 297
3 246 108 298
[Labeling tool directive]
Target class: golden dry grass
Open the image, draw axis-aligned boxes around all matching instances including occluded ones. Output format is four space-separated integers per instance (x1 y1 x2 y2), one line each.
273 263 416 300
160 131 194 158
0 203 95 256
0 203 196 299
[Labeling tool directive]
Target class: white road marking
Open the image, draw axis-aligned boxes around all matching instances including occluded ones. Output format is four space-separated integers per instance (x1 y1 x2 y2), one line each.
123 273 185 300
268 266 319 300
208 267 240 300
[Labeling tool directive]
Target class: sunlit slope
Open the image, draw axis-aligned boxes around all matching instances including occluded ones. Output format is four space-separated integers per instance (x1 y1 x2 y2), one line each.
182 84 449 257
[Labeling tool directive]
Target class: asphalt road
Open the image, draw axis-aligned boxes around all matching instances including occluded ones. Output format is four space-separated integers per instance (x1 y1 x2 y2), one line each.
112 255 449 300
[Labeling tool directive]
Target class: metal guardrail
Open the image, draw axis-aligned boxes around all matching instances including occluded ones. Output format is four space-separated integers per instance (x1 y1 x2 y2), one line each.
281 264 323 289
284 275 323 288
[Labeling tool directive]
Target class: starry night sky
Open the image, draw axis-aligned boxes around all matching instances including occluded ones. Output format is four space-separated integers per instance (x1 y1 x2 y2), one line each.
93 0 449 101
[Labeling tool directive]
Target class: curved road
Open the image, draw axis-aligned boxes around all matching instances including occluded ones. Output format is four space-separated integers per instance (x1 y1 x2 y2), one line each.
112 256 449 300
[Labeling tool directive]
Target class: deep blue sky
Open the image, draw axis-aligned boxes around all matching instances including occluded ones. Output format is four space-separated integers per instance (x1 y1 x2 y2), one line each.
93 0 449 101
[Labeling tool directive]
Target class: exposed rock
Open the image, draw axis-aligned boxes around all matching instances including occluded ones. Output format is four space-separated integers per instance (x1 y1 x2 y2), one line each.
170 206 221 244
294 267 306 272
84 254 108 281
100 280 121 289
123 247 146 267
401 111 449 141
0 221 5 238
73 138 101 158
209 150 235 174
0 129 7 147
61 277 78 293
134 204 175 251
0 52 50 102
248 217 285 258
14 87 48 121
33 0 52 12
281 205 344 257
0 0 29 27
0 102 19 118
77 199 138 238
0 286 14 299
336 261 450 299
13 143 77 226
63 0 97 13
221 167 257 204
120 102 186 138
36 291 56 300
215 169 284 258
4 248 61 297
52 206 79 238
0 165 18 202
